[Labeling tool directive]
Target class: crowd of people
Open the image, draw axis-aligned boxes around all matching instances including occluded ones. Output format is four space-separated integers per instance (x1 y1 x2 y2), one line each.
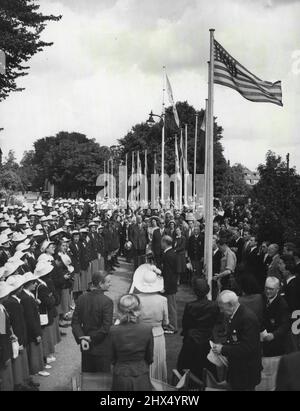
0 196 300 391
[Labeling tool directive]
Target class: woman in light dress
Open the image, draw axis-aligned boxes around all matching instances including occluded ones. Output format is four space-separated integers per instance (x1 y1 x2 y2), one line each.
130 264 169 383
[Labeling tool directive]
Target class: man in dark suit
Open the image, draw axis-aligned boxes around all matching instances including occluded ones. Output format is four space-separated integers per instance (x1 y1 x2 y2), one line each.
129 214 148 270
151 219 166 269
276 352 300 391
262 276 290 357
213 290 262 391
72 272 113 373
188 225 204 277
161 235 178 333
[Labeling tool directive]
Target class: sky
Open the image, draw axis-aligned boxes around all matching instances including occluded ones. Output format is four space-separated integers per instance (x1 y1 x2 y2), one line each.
0 0 300 171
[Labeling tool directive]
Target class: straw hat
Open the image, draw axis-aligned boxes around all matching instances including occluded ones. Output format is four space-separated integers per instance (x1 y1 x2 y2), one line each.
6 275 26 292
0 234 10 246
3 260 25 278
16 242 30 252
38 253 54 263
34 262 54 278
0 282 13 299
22 272 38 286
132 264 164 293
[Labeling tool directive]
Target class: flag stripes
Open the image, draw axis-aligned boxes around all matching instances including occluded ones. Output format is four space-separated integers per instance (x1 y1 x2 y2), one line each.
214 39 283 106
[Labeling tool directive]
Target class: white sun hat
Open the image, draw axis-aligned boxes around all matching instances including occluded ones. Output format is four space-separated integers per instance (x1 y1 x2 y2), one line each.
130 263 164 294
6 275 26 292
34 262 54 278
0 282 14 299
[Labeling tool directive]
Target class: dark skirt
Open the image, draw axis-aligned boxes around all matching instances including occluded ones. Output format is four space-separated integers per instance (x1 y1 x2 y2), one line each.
42 325 55 358
112 361 152 392
52 316 61 346
0 359 14 391
58 288 72 315
27 342 44 375
12 350 30 385
81 266 92 292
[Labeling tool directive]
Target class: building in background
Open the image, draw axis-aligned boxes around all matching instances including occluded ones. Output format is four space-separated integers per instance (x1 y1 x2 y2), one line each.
242 167 260 186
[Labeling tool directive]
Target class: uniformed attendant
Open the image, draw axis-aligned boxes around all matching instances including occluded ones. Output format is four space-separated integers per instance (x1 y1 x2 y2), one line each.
20 273 48 377
0 281 14 391
69 231 83 300
4 275 39 390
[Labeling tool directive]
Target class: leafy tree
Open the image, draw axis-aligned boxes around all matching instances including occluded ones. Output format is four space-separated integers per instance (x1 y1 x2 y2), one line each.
222 163 251 198
0 0 61 101
29 132 110 196
251 151 300 245
0 149 23 191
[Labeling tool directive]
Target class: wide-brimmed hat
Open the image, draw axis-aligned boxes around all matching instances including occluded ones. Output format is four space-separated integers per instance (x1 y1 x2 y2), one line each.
16 242 30 252
37 253 54 263
34 262 54 278
6 275 26 292
22 272 38 286
3 260 25 278
0 234 10 246
11 232 27 243
0 282 14 299
132 264 164 293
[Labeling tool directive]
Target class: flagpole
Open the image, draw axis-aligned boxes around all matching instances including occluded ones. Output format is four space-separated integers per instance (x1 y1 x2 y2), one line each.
193 114 198 209
204 29 215 300
161 66 166 205
125 153 128 207
144 149 148 205
180 128 183 210
111 158 114 199
184 123 188 206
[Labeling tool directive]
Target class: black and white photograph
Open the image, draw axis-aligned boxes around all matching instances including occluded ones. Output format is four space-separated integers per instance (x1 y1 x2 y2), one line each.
0 0 300 394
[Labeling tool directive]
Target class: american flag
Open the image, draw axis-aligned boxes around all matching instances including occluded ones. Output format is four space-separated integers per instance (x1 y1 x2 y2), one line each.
213 39 283 106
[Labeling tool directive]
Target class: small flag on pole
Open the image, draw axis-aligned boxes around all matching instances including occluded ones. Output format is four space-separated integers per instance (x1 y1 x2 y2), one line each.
213 39 283 106
166 73 180 127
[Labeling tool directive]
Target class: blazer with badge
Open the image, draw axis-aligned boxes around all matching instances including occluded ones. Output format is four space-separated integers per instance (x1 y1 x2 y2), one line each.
262 294 290 357
221 304 262 391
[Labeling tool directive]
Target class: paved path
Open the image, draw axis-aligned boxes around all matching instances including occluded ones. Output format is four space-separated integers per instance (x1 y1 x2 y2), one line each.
37 259 194 391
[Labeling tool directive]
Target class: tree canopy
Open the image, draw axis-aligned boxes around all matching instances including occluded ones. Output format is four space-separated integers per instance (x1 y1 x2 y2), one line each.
27 132 110 196
0 0 61 101
251 151 300 245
